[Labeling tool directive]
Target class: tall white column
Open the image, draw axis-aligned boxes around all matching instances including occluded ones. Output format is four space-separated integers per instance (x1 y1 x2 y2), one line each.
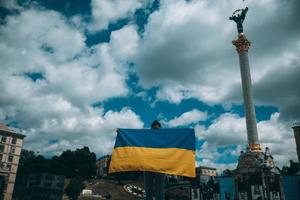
233 33 260 151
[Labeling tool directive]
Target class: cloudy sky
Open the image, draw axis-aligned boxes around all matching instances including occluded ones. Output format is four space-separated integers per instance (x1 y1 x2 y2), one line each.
0 0 299 171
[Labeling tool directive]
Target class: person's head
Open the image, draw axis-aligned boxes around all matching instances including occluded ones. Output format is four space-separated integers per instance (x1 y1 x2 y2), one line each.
151 120 161 129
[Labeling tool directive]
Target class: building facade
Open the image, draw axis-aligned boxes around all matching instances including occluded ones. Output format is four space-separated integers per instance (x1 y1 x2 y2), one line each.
0 124 25 200
197 166 217 177
196 166 217 183
22 173 65 200
96 155 110 178
191 166 219 200
214 175 300 200
282 175 300 200
292 122 300 163
215 177 235 200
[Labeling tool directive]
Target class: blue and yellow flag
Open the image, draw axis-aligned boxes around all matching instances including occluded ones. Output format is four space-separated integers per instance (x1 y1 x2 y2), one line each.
109 128 196 177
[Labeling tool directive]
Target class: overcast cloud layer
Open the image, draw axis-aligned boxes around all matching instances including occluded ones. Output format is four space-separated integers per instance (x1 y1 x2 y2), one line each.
0 0 299 169
0 4 142 155
135 0 300 121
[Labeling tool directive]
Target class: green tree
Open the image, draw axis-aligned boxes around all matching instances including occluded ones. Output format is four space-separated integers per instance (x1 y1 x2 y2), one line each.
223 169 234 176
0 176 5 200
73 146 96 178
65 178 84 200
58 146 96 178
13 149 37 198
13 147 96 199
281 160 300 175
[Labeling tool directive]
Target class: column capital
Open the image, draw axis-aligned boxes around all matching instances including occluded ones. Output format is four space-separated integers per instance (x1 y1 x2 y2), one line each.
249 143 262 152
232 33 251 53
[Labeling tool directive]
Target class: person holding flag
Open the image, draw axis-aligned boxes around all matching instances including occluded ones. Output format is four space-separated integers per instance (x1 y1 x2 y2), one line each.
143 120 165 200
109 120 196 200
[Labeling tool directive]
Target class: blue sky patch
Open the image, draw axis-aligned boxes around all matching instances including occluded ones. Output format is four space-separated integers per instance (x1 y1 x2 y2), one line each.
23 72 45 82
230 104 278 122
17 0 92 17
85 18 130 46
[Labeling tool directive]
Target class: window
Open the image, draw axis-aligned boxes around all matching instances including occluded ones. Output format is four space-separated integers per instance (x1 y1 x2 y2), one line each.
35 174 42 180
0 154 2 161
34 180 41 186
8 155 14 162
43 183 51 188
1 136 6 143
0 145 4 152
12 137 17 144
45 175 53 180
10 147 15 154
7 164 11 171
56 182 63 188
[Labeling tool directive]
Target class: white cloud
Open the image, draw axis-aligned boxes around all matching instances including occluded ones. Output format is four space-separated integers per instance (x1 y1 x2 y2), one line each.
0 9 86 67
198 113 247 146
134 0 300 121
135 0 241 102
196 112 297 169
89 0 144 31
196 143 242 173
0 9 142 107
0 0 20 10
156 84 190 104
24 107 144 156
0 9 128 107
110 25 140 61
166 109 207 127
0 8 141 155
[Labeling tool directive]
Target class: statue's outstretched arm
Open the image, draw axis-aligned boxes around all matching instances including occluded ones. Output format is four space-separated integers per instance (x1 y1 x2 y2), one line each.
229 16 238 22
241 7 248 18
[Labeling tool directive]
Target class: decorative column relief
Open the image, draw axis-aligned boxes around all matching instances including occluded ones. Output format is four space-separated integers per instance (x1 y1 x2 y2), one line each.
232 33 251 53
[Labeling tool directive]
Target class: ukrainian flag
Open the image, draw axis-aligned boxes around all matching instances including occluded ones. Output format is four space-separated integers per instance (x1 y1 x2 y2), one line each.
109 128 196 177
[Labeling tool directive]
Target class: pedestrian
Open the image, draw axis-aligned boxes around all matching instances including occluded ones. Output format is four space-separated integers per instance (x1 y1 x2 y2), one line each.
144 120 166 200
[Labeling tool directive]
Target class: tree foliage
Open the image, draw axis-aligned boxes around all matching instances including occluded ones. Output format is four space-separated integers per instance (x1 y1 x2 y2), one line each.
281 160 300 175
65 178 84 200
13 147 96 198
223 169 234 176
16 146 96 178
58 146 97 178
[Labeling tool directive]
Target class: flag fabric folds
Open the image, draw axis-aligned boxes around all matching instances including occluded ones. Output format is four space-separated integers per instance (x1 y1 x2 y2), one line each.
109 128 196 177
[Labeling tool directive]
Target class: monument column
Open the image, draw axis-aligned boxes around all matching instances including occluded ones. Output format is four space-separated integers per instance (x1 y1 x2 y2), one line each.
230 7 284 200
230 7 260 152
233 33 260 151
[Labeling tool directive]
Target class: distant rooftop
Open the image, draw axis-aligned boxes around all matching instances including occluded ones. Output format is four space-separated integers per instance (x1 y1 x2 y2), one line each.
97 155 111 161
197 166 217 170
0 123 26 139
292 121 300 128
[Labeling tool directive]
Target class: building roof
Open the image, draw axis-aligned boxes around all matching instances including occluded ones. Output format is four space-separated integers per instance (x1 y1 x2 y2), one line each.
292 121 300 128
197 166 217 170
0 123 26 139
97 155 110 161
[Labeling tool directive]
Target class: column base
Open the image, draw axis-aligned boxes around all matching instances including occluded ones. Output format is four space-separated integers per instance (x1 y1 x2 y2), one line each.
234 148 284 199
